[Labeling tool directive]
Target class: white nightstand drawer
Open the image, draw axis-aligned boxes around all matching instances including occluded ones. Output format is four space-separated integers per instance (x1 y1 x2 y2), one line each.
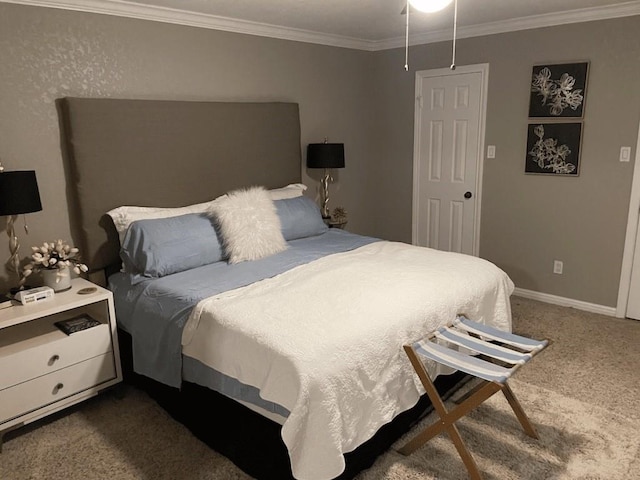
0 353 116 424
0 320 112 390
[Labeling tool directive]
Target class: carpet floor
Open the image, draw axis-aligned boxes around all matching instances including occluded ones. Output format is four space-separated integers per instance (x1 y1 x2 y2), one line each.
1 296 639 479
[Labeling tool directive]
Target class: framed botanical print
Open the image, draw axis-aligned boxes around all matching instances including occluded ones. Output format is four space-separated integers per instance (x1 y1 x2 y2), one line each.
525 123 582 176
529 62 589 118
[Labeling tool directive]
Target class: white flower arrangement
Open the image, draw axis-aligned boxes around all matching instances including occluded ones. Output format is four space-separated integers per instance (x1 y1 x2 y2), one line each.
22 239 88 283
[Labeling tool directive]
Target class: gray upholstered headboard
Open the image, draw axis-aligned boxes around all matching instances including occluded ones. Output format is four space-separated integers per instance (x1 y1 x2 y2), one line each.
58 98 301 274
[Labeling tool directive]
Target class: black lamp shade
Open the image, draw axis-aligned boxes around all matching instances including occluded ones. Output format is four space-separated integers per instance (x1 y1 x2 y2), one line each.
307 143 345 169
0 171 42 216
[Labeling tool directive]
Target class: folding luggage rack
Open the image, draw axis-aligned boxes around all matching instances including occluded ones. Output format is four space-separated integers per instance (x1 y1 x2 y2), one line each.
400 315 550 480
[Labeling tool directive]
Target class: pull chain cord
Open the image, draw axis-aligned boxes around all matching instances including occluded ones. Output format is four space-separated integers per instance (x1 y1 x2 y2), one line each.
450 0 458 70
404 0 410 71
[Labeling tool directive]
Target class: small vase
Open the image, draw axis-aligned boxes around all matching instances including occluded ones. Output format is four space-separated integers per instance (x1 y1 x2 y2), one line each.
41 268 72 292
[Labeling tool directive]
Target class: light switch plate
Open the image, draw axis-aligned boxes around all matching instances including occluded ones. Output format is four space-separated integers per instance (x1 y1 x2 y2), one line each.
487 145 496 159
620 146 631 162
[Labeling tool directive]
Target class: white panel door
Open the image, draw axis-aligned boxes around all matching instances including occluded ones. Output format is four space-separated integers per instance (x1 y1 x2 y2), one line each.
412 66 487 255
618 119 640 319
626 222 640 319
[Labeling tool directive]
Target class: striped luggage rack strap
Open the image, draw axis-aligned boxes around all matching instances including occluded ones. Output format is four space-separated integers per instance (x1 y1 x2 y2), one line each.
413 315 549 384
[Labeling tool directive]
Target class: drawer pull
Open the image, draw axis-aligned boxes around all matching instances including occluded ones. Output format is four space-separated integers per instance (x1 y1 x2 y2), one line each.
53 383 64 394
48 354 60 366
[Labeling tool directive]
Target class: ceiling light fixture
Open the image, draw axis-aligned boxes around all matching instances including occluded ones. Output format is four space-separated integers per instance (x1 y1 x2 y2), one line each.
404 0 458 71
408 0 453 13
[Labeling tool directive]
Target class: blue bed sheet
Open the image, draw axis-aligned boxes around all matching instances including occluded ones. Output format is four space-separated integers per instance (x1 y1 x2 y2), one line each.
109 229 378 388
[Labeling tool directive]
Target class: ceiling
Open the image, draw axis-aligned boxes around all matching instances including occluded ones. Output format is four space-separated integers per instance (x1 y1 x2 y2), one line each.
6 0 640 50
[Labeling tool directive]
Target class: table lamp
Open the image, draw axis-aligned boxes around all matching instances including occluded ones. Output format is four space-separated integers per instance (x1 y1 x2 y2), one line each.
0 164 42 285
307 142 345 219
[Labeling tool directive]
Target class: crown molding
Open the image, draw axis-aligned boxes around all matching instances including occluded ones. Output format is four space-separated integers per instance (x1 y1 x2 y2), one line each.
1 0 374 50
2 0 640 52
375 1 640 50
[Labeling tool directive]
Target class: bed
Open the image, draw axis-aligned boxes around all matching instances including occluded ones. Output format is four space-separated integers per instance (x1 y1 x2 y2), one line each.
58 97 514 480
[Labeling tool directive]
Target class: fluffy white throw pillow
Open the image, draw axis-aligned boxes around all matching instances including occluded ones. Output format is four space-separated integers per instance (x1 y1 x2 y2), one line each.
210 186 287 264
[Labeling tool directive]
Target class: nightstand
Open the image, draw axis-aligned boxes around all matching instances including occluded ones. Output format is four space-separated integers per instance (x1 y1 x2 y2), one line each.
0 278 122 448
328 220 347 229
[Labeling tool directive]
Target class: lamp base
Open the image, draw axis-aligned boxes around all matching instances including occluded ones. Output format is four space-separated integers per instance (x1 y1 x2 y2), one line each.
320 169 333 219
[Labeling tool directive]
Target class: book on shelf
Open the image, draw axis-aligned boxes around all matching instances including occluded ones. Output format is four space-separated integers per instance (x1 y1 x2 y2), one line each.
54 315 101 335
0 293 13 310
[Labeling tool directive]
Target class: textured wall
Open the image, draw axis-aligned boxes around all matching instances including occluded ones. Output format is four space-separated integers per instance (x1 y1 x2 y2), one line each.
1 3 639 308
371 16 640 307
0 3 377 290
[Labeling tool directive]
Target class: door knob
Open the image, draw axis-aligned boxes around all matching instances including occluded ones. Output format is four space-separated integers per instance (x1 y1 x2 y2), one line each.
464 191 473 199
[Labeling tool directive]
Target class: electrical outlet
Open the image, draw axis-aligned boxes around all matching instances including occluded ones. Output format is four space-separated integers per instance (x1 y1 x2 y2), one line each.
553 260 563 275
620 146 631 162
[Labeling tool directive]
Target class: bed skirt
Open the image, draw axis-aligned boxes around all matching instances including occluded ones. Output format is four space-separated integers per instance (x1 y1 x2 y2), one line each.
118 329 468 480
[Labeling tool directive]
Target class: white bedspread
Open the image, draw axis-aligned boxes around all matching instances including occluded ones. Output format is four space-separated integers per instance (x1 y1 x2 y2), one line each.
181 241 514 480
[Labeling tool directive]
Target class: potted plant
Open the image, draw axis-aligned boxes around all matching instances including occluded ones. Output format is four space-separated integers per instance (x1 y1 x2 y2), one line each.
22 240 88 292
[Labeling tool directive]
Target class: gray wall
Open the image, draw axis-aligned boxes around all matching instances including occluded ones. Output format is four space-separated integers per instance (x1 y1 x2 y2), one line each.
371 17 640 307
0 3 377 291
1 3 639 308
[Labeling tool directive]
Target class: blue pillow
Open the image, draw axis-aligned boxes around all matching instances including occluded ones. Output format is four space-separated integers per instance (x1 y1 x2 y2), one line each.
121 213 223 281
275 196 328 240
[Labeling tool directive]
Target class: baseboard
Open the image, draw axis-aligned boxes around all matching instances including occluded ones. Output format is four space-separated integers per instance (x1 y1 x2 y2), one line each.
513 287 616 317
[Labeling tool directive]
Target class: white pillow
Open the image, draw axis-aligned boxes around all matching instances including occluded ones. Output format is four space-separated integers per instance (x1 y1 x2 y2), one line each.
268 183 307 200
210 186 287 264
107 200 215 245
107 183 304 245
